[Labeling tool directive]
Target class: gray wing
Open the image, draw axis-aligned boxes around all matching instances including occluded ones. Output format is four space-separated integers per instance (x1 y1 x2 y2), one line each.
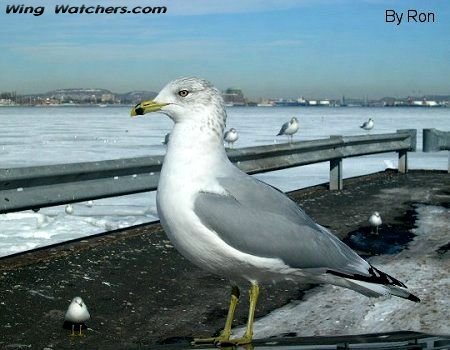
223 131 230 140
194 170 370 276
277 121 289 136
360 121 368 129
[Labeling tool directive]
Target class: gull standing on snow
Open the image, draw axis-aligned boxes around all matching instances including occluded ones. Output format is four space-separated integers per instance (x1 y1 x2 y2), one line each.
131 77 419 346
64 297 90 336
360 118 374 131
65 204 74 215
369 211 382 234
277 117 299 143
223 128 239 148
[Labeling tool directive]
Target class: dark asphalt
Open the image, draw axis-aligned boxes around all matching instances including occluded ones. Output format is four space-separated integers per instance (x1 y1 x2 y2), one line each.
0 170 449 349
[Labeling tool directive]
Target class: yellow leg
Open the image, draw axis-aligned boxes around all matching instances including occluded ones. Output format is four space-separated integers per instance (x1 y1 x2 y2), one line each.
220 283 260 346
193 285 240 344
222 285 240 339
68 324 85 337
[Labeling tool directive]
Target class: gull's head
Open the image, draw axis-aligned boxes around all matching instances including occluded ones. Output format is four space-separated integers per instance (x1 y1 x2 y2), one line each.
372 211 380 217
71 296 85 308
131 77 226 132
291 117 298 123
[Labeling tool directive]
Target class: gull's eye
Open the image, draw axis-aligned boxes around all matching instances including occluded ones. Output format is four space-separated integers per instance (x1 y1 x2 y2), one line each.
178 89 189 97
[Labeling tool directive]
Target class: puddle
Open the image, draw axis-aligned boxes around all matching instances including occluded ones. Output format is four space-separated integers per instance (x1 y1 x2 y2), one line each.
343 208 417 257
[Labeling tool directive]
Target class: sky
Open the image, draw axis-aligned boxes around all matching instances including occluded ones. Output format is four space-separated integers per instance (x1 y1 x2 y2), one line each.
0 0 449 99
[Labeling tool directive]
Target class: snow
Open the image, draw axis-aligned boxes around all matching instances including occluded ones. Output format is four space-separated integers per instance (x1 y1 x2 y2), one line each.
0 106 449 257
234 205 450 338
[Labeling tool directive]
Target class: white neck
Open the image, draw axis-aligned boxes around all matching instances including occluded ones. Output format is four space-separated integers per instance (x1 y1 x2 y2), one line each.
160 120 229 190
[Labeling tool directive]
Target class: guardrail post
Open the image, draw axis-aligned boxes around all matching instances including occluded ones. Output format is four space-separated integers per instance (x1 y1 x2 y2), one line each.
423 128 440 152
396 129 416 174
330 135 344 191
398 150 408 173
330 158 343 190
423 128 450 173
329 135 343 190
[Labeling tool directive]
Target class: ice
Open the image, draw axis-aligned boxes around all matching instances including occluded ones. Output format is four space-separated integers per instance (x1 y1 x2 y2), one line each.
233 205 450 338
0 106 449 256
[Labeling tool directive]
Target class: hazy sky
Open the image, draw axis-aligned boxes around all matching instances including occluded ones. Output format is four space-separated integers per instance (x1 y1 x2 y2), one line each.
1 0 449 99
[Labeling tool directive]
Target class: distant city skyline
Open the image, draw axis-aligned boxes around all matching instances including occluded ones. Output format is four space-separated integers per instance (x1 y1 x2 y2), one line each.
1 0 449 99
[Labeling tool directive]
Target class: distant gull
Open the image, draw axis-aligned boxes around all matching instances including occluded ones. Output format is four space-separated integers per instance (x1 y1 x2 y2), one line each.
277 117 299 143
86 200 94 208
35 213 47 228
360 118 374 131
65 204 74 215
64 297 90 336
131 77 419 346
369 211 382 234
223 128 239 148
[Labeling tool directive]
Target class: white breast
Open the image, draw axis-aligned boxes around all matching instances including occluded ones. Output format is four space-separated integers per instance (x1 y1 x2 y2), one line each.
156 124 289 282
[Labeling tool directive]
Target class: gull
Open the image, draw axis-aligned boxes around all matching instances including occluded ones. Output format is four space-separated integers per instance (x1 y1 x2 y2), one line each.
369 211 382 234
223 128 239 148
64 297 90 336
65 204 74 215
277 117 299 143
131 77 419 346
360 118 374 131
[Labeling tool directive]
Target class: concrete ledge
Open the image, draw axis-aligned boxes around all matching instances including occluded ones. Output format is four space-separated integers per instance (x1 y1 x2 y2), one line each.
0 170 449 349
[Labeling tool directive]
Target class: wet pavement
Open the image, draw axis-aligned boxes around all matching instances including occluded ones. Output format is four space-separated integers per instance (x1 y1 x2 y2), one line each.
0 170 449 349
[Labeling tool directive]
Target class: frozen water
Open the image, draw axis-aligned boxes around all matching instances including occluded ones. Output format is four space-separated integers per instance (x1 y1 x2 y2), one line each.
234 205 450 338
0 106 449 256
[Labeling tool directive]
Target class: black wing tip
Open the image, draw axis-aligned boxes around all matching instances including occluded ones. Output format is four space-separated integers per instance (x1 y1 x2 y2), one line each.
408 293 421 303
369 266 406 288
326 266 406 289
327 268 420 303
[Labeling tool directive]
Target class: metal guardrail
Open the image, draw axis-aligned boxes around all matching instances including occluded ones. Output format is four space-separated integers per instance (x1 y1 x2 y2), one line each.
423 128 450 173
0 129 416 214
423 128 450 152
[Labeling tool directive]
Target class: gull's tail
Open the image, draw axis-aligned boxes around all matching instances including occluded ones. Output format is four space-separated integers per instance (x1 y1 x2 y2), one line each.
327 265 420 302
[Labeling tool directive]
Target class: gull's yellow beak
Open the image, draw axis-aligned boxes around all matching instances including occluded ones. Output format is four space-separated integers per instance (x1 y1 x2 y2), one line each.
130 100 169 117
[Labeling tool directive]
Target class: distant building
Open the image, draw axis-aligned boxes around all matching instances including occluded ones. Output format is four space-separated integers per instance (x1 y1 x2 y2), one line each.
412 99 439 107
101 93 116 103
0 98 14 105
223 88 246 106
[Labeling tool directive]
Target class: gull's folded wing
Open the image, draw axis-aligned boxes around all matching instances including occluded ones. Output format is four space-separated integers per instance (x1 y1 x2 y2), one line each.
193 171 370 277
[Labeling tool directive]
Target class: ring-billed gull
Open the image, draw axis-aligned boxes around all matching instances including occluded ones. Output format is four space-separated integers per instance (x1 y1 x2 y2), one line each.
65 204 74 215
224 128 239 148
131 77 419 345
64 297 90 336
277 117 299 143
368 211 382 234
360 118 374 131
